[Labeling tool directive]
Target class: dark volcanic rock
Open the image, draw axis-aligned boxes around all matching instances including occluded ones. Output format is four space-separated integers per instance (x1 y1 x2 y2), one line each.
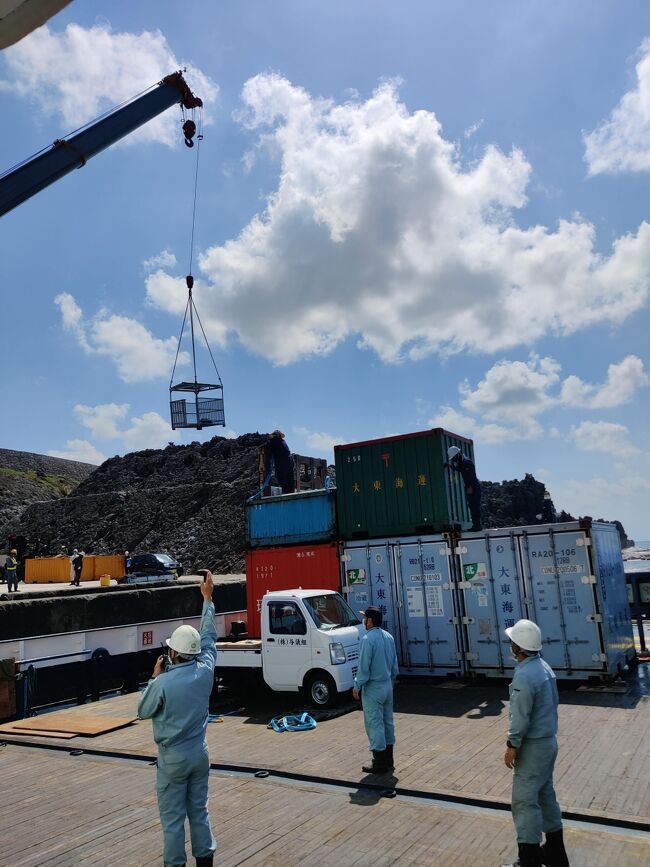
11 434 267 573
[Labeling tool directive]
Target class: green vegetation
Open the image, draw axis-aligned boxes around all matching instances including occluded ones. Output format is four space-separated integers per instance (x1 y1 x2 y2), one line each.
0 467 78 496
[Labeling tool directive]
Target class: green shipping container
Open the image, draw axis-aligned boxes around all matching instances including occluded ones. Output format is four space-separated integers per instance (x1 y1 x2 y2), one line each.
334 429 475 539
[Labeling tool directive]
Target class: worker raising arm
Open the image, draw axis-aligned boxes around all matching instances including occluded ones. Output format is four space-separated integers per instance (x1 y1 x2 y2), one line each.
138 571 218 867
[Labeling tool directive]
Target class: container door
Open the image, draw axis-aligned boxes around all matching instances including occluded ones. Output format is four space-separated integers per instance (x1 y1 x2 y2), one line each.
341 541 402 660
394 537 461 671
457 533 526 673
519 528 603 673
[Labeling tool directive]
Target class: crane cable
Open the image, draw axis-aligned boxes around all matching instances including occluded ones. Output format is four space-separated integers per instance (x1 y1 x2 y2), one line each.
169 108 223 390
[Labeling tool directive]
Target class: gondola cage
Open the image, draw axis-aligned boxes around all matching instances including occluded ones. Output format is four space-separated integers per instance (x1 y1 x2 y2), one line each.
169 276 225 431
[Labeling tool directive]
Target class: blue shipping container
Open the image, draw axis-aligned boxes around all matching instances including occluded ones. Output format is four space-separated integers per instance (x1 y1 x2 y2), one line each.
246 489 337 548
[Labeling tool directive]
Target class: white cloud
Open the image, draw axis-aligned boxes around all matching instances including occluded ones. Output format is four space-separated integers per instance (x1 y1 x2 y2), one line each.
571 421 639 456
51 404 180 462
145 272 228 345
142 74 650 365
74 403 129 439
55 292 188 383
560 355 649 408
122 411 179 451
54 292 90 351
430 353 649 444
584 38 650 174
459 355 560 422
294 426 345 456
428 406 523 444
48 439 107 465
0 23 217 147
144 250 177 271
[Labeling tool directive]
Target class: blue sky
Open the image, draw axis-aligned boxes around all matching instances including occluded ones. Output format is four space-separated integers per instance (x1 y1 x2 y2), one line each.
1 1 649 539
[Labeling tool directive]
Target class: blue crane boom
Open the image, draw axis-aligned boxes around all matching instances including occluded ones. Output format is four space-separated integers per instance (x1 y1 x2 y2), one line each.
0 71 202 218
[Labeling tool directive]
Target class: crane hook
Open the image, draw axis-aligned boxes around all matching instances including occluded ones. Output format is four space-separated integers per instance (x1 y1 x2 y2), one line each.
182 119 197 148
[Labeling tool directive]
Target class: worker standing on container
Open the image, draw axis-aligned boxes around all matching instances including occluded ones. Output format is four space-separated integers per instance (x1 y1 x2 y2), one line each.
138 572 218 867
501 620 569 867
264 429 295 494
4 549 19 592
352 605 399 774
447 446 482 531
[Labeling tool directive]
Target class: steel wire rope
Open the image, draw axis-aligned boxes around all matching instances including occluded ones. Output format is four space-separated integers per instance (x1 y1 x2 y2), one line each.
173 108 223 386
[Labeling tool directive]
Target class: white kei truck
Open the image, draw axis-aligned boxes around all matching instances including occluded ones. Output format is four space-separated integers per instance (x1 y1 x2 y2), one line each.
215 589 364 707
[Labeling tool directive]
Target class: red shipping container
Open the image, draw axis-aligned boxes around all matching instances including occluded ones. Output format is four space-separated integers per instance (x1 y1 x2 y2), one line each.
245 542 341 637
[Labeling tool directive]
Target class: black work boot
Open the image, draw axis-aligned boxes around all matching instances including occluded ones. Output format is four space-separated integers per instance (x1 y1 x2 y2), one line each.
196 856 214 867
502 843 543 867
385 743 395 770
362 750 389 774
541 830 569 867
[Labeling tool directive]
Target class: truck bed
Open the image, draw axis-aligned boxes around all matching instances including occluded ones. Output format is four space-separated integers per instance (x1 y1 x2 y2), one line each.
216 639 262 651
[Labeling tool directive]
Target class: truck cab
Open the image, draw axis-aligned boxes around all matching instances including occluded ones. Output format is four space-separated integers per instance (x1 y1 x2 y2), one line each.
216 589 363 707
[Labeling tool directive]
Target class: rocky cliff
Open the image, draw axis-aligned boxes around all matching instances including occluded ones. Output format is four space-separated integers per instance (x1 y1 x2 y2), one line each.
0 439 630 572
4 434 266 573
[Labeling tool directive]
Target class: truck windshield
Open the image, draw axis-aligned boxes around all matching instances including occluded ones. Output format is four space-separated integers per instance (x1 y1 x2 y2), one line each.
303 594 361 630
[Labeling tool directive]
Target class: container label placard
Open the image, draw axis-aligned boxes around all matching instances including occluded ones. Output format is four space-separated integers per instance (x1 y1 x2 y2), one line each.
406 585 444 617
463 563 487 581
541 564 584 575
347 568 366 585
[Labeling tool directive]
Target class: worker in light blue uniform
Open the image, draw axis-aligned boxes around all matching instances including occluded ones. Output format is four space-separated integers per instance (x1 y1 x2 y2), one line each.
138 573 218 867
501 620 570 867
352 605 399 775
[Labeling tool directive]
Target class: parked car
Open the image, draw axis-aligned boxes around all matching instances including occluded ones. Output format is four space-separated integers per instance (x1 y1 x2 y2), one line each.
127 552 183 577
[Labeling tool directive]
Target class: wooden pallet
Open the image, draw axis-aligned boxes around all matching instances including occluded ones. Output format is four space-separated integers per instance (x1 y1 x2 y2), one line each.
9 712 137 736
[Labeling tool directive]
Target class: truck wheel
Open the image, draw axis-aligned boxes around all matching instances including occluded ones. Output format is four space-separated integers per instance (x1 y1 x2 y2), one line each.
305 672 338 708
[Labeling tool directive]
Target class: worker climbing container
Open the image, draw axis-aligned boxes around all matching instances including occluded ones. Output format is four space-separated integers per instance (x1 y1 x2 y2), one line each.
245 543 341 638
246 490 337 548
457 521 635 679
334 429 474 540
341 535 463 675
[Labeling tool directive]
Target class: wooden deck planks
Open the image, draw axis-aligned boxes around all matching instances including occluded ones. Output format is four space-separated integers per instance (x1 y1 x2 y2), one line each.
5 674 648 828
1 745 649 866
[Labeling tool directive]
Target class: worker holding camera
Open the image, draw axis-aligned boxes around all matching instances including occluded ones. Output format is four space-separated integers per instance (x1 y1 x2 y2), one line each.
138 571 218 867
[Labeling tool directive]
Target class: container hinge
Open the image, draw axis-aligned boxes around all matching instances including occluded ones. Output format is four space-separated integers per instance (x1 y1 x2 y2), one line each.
592 652 607 662
456 652 464 661
442 582 450 590
586 614 602 623
523 597 533 605
581 575 597 585
340 554 351 563
576 537 591 547
455 546 468 555
457 581 472 590
439 546 452 556
450 617 459 625
465 652 478 661
462 616 475 625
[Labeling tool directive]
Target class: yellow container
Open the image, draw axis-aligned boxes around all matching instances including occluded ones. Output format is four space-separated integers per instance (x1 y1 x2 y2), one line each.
99 574 111 588
81 556 95 581
92 554 126 579
24 553 126 583
25 557 72 583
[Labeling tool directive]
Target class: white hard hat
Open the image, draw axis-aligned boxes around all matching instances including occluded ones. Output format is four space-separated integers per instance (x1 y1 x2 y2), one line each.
166 624 201 656
447 446 461 460
505 619 542 652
